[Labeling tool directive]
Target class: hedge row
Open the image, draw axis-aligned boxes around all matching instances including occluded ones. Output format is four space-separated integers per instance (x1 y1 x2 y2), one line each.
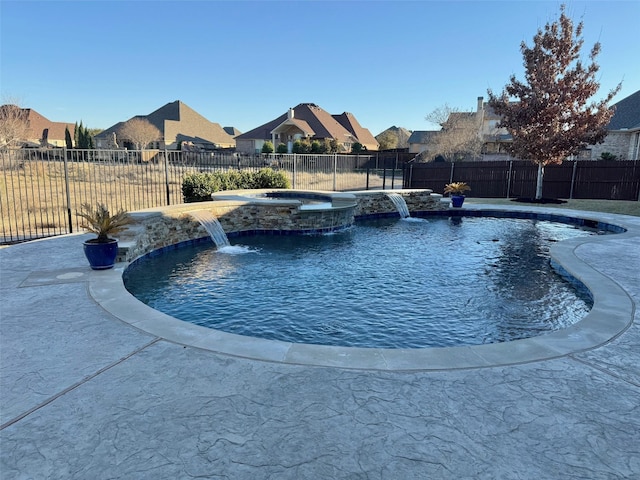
182 168 291 202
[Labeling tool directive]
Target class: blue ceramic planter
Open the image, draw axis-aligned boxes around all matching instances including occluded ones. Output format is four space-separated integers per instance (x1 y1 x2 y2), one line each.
83 239 118 270
451 195 465 208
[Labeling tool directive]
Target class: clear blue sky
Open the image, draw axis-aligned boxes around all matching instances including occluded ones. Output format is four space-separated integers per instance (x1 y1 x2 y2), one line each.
1 0 638 136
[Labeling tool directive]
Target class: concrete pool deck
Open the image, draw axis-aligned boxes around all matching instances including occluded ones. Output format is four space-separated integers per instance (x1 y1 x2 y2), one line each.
1 204 639 478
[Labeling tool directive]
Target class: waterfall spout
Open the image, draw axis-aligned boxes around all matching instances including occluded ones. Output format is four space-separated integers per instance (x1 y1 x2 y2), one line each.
190 211 230 248
386 193 410 218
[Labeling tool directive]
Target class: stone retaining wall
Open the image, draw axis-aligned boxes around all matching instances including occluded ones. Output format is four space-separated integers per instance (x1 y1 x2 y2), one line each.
349 189 443 217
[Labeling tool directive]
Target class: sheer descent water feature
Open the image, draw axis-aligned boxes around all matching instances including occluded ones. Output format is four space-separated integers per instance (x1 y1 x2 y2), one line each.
386 192 411 218
190 211 230 248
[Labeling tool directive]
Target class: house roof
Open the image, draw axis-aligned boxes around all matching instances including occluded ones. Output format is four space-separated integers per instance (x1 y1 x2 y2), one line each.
333 112 378 148
445 111 480 126
95 101 235 147
236 103 378 149
608 90 640 131
94 122 124 140
223 126 242 137
271 117 316 136
8 107 75 143
480 103 503 120
408 131 438 144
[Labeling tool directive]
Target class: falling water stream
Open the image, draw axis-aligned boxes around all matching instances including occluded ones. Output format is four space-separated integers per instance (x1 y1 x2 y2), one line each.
386 193 411 218
190 211 230 248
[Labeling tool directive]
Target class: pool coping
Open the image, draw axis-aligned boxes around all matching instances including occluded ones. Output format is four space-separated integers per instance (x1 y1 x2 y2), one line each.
88 204 638 371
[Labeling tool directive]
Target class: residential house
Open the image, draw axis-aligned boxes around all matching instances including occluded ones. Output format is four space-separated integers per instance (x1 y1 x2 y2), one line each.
407 131 438 158
94 101 237 150
234 103 378 154
0 106 75 147
589 90 640 160
459 93 640 161
376 126 412 149
410 98 511 162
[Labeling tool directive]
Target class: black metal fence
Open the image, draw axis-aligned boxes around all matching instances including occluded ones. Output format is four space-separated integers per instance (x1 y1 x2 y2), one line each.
0 148 403 243
3 147 637 244
405 159 640 200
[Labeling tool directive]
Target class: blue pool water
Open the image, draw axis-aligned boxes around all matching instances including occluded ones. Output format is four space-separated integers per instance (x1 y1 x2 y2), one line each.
124 217 594 349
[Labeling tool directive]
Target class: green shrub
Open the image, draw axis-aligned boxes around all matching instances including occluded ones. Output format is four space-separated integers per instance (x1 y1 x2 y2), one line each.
292 139 311 154
311 140 327 153
329 139 341 153
182 168 291 202
276 143 288 153
261 141 274 154
253 168 291 189
182 172 221 202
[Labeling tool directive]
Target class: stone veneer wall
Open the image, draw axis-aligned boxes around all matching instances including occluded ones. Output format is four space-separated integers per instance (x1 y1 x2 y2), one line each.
350 189 443 218
117 190 446 263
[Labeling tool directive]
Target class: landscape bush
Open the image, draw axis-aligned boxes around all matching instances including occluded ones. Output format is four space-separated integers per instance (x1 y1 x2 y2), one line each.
261 141 274 154
182 168 291 202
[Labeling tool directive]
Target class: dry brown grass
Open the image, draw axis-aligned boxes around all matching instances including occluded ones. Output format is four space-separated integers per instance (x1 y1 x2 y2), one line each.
1 158 184 240
0 156 394 241
2 153 636 243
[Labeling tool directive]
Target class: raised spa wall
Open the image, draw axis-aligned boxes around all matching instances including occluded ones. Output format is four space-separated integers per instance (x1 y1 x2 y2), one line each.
116 189 445 262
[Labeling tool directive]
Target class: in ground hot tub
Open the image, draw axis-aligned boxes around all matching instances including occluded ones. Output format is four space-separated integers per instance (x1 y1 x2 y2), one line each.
210 189 358 233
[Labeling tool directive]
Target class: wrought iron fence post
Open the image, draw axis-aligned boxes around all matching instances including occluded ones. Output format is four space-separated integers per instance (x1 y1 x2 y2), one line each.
164 149 171 205
507 160 513 198
333 153 337 191
292 154 297 189
62 148 73 233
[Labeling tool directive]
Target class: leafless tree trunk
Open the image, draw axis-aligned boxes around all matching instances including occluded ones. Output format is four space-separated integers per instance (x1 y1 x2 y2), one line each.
425 104 483 161
118 118 161 150
0 101 30 147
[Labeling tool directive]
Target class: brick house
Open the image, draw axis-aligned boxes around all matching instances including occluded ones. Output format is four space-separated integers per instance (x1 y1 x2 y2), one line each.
0 106 75 147
589 90 640 160
414 93 640 161
95 101 237 150
234 103 378 154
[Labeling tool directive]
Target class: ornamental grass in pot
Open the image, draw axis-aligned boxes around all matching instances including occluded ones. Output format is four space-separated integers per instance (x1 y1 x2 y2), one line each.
76 203 131 270
444 182 471 208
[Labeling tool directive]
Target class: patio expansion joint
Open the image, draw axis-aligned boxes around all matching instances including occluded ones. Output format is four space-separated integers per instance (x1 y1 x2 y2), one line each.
567 353 640 389
0 337 161 432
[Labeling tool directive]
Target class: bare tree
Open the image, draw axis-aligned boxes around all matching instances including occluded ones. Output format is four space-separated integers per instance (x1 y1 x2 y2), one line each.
488 4 621 199
376 127 412 150
0 103 30 147
425 104 483 161
117 118 161 150
376 130 398 150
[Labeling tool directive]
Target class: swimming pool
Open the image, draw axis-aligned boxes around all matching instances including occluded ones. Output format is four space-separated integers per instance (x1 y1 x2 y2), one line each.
124 216 595 349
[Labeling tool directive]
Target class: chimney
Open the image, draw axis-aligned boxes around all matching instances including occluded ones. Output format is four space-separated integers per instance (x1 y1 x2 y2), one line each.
288 108 294 119
477 97 484 112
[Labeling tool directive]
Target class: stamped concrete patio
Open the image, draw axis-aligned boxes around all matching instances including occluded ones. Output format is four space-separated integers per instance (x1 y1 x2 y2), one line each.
1 204 639 479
